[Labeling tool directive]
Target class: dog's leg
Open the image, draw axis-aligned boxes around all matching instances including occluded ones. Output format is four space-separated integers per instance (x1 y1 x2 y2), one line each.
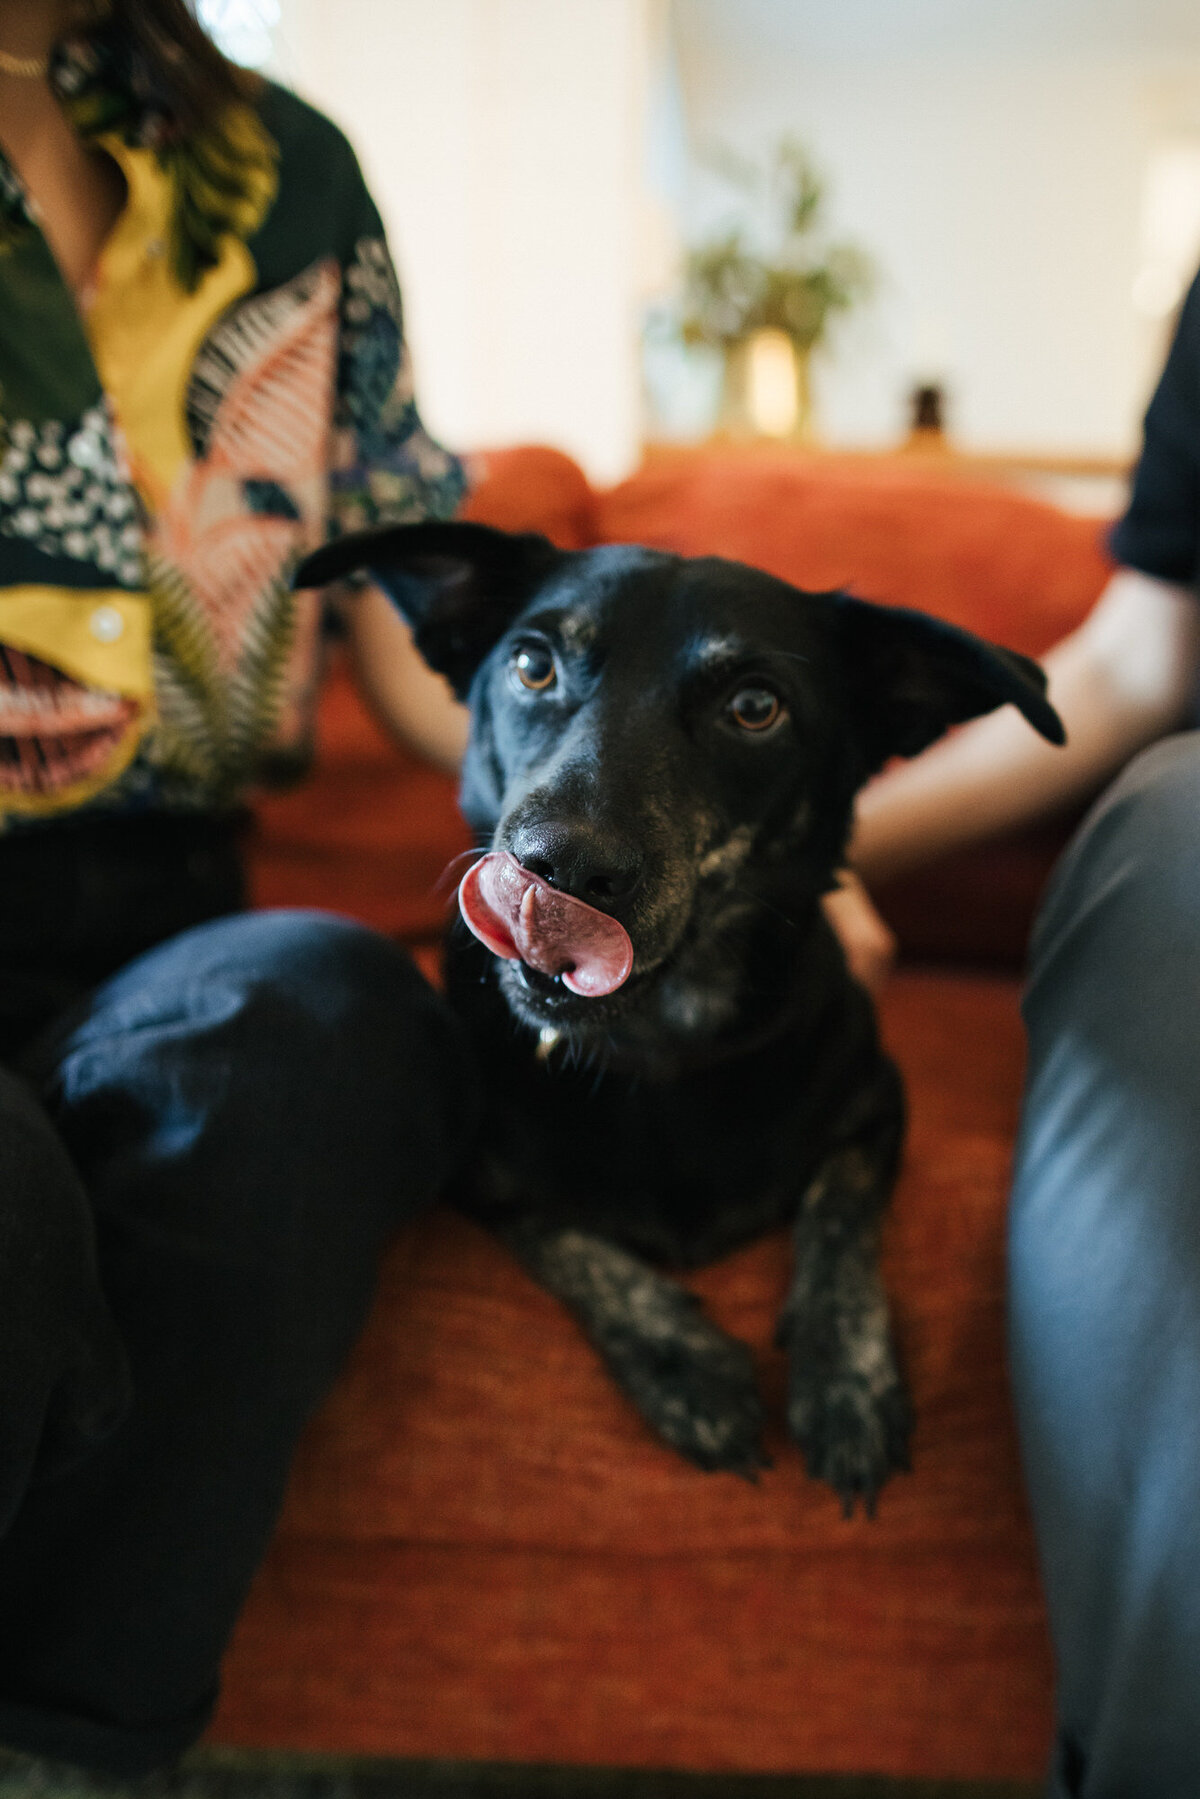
778 1068 910 1515
498 1217 768 1477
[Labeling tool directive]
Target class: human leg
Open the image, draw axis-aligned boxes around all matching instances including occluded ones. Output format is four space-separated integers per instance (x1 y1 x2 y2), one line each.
1008 732 1200 1797
0 1067 129 1535
0 910 477 1776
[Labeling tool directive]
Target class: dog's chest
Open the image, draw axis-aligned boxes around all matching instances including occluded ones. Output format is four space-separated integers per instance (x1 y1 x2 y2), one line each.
463 1008 884 1268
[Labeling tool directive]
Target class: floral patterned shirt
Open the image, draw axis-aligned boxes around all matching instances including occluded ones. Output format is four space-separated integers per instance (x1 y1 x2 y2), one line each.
0 40 464 824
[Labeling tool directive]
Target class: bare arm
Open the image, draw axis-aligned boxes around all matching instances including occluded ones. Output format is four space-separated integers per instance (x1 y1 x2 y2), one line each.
825 568 1200 987
343 585 469 775
851 567 1200 884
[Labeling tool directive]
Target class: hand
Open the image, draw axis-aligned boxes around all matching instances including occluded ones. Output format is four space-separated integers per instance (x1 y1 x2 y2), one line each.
822 869 897 992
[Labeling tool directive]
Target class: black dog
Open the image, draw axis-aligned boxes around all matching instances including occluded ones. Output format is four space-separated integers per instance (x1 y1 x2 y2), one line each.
296 523 1062 1512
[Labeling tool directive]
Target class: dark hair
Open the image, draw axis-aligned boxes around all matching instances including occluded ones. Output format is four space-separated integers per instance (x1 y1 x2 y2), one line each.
107 0 259 130
62 2 276 289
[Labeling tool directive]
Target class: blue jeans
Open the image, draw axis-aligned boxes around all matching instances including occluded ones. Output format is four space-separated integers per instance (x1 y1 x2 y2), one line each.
1010 733 1200 1797
0 818 476 1775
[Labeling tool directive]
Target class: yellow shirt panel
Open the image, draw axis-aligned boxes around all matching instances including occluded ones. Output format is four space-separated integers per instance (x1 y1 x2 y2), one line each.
85 138 257 515
0 586 155 698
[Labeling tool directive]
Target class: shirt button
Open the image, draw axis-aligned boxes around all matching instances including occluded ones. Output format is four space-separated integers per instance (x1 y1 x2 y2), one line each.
89 604 125 644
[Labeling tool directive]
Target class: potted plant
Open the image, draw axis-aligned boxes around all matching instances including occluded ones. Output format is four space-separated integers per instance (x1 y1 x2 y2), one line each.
676 140 874 439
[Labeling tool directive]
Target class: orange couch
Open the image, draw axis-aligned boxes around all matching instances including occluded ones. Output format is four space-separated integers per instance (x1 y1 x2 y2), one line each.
208 445 1113 1783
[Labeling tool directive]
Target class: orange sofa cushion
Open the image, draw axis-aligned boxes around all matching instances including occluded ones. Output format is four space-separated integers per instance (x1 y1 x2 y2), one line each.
460 444 599 549
596 447 1111 658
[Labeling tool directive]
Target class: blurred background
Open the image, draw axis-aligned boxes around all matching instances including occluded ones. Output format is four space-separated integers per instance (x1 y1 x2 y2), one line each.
199 0 1200 502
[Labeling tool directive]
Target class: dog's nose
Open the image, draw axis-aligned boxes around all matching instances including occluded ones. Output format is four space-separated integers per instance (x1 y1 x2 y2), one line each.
511 823 643 909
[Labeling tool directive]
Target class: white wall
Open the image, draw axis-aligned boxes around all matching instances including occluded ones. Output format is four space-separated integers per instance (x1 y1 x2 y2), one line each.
265 0 1200 466
275 0 652 482
671 0 1200 454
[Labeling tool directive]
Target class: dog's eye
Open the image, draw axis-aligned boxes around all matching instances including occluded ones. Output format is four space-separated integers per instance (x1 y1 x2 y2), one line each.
727 685 784 733
511 643 557 692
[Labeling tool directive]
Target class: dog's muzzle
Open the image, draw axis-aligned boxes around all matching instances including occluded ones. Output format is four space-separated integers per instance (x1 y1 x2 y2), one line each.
459 852 634 998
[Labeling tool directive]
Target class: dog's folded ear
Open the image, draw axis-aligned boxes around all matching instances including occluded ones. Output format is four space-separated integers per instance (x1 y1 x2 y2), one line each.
832 593 1065 774
293 522 562 697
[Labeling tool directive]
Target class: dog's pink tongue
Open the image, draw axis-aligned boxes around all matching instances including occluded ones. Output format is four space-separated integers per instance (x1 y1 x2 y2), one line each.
459 852 633 998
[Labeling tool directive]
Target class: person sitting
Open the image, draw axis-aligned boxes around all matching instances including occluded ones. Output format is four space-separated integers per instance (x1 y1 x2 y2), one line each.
0 0 474 1775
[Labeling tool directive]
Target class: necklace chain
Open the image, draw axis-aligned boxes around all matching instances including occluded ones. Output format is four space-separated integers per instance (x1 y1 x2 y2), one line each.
0 47 50 78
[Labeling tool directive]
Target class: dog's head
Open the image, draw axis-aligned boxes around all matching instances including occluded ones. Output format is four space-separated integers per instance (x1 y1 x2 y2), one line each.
296 522 1062 1043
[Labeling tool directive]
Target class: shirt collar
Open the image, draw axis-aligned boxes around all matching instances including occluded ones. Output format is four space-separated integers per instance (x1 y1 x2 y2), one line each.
0 29 277 294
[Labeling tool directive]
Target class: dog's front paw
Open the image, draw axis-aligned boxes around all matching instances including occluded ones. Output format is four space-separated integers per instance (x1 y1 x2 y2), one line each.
786 1361 911 1516
606 1314 769 1478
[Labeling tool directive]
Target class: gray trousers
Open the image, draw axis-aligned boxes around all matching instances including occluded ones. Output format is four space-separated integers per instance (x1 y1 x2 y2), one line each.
1009 732 1200 1797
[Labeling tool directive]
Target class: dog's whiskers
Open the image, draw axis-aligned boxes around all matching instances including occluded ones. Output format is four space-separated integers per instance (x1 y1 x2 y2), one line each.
435 846 489 896
730 880 802 932
587 1043 614 1097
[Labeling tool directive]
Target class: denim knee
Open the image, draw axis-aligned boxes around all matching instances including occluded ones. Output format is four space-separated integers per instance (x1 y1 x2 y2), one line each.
0 926 475 1776
51 906 452 1040
34 910 480 1258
